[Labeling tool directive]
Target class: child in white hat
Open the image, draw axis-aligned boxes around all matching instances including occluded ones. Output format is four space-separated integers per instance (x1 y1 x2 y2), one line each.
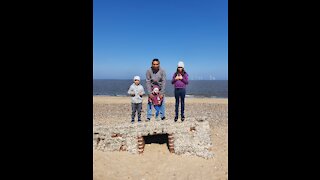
127 76 145 123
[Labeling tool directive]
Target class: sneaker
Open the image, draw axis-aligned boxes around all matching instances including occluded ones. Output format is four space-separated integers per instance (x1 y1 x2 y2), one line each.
174 117 178 122
161 117 166 120
181 116 185 122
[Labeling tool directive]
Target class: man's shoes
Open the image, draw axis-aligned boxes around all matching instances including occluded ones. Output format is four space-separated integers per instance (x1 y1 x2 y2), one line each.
174 117 178 122
161 117 166 120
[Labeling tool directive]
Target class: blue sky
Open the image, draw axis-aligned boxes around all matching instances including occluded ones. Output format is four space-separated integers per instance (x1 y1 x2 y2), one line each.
93 0 228 80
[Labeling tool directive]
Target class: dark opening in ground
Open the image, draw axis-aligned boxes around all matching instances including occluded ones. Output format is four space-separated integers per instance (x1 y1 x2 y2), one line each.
143 133 169 150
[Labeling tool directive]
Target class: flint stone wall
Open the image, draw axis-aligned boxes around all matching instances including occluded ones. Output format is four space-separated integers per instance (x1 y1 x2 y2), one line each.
93 118 214 159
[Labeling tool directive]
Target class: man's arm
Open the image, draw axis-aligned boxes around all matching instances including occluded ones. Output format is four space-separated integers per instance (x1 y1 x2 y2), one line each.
160 69 166 95
146 69 152 95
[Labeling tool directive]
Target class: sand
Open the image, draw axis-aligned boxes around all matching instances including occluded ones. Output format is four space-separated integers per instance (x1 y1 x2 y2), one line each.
93 96 228 180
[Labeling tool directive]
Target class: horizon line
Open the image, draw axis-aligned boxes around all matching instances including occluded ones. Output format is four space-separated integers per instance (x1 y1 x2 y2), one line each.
93 78 228 80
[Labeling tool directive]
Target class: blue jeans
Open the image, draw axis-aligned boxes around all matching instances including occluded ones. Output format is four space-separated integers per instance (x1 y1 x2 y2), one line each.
174 88 186 117
154 105 161 117
147 97 166 119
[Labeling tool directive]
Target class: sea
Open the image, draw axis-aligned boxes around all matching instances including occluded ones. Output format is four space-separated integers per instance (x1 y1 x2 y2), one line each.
93 79 228 98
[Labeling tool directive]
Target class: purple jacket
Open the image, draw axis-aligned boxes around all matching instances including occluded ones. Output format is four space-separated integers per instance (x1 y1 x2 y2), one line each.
171 72 189 89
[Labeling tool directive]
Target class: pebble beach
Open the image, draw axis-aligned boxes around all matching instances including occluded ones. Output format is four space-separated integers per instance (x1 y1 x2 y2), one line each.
93 96 228 180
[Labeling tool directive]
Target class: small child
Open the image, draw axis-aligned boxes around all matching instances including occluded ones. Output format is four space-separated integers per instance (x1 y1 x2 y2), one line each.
148 85 163 120
127 76 145 123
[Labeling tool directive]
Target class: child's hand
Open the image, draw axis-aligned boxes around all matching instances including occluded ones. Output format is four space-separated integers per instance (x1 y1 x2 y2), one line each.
176 74 182 80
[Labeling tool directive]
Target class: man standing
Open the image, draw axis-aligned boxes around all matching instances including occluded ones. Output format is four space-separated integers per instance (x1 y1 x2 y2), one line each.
146 58 166 121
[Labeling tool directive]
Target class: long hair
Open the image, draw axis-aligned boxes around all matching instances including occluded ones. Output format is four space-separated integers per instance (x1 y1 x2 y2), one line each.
174 67 186 76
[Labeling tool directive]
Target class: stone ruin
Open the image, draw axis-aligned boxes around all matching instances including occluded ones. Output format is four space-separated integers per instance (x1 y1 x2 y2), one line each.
93 118 214 159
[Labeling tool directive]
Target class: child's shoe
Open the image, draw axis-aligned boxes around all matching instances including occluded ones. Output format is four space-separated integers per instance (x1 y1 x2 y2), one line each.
174 117 178 122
